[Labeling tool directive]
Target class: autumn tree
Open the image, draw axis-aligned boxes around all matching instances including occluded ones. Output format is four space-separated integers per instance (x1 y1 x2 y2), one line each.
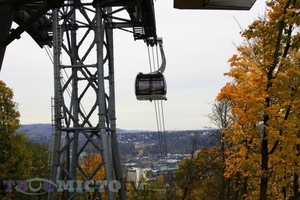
79 153 105 181
217 0 300 199
0 80 33 199
73 151 106 200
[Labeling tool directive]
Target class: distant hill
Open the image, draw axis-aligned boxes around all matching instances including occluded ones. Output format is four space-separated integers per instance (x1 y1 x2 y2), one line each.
17 124 139 144
18 124 52 144
18 124 219 154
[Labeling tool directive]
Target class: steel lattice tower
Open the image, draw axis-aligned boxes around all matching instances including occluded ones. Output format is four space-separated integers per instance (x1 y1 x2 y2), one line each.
49 4 123 200
49 1 156 199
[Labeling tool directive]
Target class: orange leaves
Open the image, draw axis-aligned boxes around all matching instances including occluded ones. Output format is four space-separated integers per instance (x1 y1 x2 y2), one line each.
267 0 300 26
78 153 105 181
217 0 300 198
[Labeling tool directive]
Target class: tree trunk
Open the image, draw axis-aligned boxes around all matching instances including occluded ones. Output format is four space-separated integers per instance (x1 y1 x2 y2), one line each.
294 173 299 195
260 138 268 200
294 144 300 196
220 138 225 200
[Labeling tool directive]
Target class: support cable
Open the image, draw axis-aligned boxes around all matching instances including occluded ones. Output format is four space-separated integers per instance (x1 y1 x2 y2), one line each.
147 46 153 72
45 46 54 64
147 41 170 179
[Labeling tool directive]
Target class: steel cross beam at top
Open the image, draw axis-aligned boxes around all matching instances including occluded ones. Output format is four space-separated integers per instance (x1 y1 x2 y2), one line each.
0 0 63 70
0 0 157 71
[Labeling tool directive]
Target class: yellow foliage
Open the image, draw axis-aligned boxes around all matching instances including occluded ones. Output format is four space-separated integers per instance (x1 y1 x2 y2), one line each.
76 152 106 199
79 153 105 180
217 0 300 198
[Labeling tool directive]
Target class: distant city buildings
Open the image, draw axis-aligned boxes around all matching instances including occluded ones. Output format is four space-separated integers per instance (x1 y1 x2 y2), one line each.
20 124 218 187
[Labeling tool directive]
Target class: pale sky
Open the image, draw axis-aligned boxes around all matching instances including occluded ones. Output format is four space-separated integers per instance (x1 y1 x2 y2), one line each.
0 0 266 131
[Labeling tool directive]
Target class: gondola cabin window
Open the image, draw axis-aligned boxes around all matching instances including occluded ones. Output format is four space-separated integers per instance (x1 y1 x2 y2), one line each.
135 72 167 101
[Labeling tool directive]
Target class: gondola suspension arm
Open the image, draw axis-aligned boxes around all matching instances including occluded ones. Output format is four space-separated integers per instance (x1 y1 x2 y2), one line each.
154 38 166 74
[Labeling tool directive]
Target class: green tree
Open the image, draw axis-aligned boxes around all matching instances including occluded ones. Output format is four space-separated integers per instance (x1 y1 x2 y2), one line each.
126 175 172 200
0 80 33 199
175 147 222 200
207 100 233 200
26 140 50 179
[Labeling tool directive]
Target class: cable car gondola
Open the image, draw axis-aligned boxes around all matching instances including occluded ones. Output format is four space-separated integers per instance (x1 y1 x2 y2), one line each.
135 38 167 101
135 72 167 101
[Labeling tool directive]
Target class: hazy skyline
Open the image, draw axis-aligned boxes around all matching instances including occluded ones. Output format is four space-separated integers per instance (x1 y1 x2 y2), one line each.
0 0 266 131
